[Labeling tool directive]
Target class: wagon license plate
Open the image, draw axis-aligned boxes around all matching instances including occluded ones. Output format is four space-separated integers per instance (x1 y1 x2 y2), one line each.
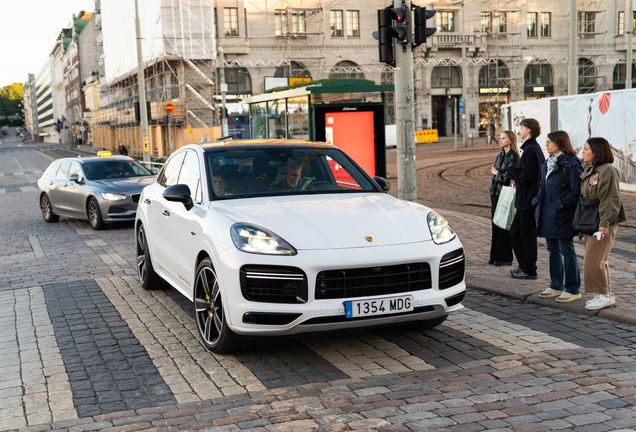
345 295 414 318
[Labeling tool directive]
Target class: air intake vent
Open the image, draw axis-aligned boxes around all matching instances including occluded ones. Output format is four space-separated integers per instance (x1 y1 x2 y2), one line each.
240 265 307 304
439 248 465 290
315 263 432 300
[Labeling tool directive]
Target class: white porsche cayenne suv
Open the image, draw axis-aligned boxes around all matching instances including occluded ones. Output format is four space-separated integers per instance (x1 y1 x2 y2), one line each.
136 140 466 353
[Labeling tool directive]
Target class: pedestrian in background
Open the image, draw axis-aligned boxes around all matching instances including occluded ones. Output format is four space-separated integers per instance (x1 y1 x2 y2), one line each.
580 138 627 310
533 131 583 302
199 133 211 143
488 120 497 146
506 118 546 280
489 130 520 266
117 142 128 155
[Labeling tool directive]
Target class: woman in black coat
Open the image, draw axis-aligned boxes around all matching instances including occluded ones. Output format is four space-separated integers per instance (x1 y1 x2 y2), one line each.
532 131 583 302
489 130 521 265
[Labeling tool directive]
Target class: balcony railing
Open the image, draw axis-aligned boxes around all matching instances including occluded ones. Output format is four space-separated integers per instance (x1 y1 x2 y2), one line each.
432 34 475 47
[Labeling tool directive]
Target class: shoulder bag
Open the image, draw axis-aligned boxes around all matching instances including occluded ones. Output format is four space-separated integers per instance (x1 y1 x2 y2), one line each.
572 196 600 235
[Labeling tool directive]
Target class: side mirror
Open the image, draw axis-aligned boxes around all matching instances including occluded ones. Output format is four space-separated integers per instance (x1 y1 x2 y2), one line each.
373 176 390 193
68 173 80 183
150 168 158 175
163 184 193 211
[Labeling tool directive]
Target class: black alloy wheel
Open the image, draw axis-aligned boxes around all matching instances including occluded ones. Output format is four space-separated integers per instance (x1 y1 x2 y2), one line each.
193 258 240 353
40 193 59 223
136 224 160 290
87 197 106 230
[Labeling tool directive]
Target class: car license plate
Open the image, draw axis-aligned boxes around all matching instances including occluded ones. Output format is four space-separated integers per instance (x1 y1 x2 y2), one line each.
345 295 414 318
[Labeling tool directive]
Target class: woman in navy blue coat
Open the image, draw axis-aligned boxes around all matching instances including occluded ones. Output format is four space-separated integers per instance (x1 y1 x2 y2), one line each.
532 131 583 302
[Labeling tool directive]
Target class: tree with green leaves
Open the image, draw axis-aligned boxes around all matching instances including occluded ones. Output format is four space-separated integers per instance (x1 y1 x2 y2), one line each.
0 83 25 127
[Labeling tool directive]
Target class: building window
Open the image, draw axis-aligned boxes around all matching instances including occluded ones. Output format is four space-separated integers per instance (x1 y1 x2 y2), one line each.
328 60 363 79
431 66 461 87
541 12 551 37
437 11 454 32
274 61 311 79
579 12 595 38
222 68 251 93
524 63 553 85
346 10 360 37
618 11 636 36
481 12 491 32
579 58 596 92
275 10 306 37
224 8 238 36
495 12 507 33
330 10 343 37
527 12 537 37
613 63 636 83
479 61 509 87
244 8 248 38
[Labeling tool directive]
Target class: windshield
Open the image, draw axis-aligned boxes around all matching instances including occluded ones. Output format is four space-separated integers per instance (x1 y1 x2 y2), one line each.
83 160 152 180
206 147 378 199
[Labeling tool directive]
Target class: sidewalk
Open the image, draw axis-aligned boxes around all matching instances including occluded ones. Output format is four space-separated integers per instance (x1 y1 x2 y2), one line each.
385 137 636 327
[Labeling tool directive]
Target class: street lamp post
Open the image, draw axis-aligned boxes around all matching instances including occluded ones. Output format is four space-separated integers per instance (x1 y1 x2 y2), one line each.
460 1 468 148
627 0 634 89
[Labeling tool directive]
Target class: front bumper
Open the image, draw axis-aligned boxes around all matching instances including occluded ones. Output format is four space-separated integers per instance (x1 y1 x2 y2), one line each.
99 194 140 222
214 237 466 336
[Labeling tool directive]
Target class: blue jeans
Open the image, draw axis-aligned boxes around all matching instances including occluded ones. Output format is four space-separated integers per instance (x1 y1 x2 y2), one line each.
545 238 580 294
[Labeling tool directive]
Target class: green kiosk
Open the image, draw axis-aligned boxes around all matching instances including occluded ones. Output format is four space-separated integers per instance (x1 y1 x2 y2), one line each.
243 79 394 178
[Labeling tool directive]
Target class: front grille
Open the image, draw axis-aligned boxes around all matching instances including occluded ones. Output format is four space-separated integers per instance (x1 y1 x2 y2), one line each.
130 194 140 204
315 263 432 300
445 291 466 307
240 265 308 304
439 248 465 290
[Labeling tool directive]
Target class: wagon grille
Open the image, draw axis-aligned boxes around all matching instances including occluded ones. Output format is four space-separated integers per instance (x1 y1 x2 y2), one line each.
315 263 432 300
439 248 465 290
240 265 308 304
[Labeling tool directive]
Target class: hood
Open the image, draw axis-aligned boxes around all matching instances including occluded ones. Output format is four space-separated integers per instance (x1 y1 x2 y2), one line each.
211 193 434 250
90 176 155 193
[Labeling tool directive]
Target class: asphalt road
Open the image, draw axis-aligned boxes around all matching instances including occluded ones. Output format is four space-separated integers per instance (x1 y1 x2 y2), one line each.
1 141 635 432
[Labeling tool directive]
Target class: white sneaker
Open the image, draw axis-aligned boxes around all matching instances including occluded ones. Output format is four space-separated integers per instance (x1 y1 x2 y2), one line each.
556 292 581 303
585 294 615 310
539 288 564 298
586 295 602 305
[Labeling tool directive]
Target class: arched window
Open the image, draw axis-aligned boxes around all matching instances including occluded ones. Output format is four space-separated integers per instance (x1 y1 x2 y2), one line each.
274 61 311 79
431 65 461 87
220 67 251 93
578 58 596 93
613 63 636 88
478 61 509 87
328 60 363 79
524 62 552 85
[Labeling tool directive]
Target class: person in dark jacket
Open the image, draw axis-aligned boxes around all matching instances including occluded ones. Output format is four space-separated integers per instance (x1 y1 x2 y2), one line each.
117 142 128 155
506 118 546 279
532 131 583 302
488 120 497 146
489 130 520 265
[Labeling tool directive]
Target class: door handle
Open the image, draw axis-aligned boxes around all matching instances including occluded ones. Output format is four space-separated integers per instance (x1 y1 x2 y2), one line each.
63 183 68 187
162 210 171 217
49 182 53 185
144 198 151 205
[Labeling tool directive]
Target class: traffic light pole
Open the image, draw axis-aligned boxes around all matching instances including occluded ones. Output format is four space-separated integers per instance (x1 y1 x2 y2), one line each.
134 0 150 162
461 1 468 148
395 0 417 202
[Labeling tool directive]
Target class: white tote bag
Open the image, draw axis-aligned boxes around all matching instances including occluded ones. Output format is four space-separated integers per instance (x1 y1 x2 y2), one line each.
493 185 517 231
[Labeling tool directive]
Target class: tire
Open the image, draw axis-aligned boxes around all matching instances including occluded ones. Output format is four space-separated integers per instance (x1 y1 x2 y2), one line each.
40 193 59 223
87 197 106 230
136 224 161 290
193 258 241 354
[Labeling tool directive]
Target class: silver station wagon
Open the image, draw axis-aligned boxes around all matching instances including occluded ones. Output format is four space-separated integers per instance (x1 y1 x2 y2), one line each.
37 155 156 230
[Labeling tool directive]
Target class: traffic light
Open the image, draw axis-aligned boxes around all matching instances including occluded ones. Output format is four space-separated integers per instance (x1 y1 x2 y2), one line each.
413 6 436 46
376 4 411 66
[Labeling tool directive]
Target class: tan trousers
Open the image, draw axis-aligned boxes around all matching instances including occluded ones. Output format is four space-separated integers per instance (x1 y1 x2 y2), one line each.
583 224 618 294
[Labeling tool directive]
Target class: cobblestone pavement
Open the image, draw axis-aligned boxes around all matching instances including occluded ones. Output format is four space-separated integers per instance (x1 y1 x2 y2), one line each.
1 142 636 431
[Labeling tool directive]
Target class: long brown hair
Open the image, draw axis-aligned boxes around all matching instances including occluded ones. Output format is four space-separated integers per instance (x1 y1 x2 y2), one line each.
547 130 576 156
502 130 520 157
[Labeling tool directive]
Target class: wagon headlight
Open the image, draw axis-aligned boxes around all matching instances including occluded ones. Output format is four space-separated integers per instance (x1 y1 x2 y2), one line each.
100 192 128 201
427 211 456 244
230 223 297 255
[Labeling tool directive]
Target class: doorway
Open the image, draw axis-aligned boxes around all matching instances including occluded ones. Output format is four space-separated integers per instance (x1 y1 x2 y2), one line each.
432 95 461 137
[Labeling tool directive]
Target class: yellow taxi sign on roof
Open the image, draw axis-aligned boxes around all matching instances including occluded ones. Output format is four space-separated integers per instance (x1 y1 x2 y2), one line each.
97 151 112 157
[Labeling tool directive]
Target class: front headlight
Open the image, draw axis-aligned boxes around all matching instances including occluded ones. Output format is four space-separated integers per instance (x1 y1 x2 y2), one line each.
230 223 297 255
100 192 128 201
427 211 456 244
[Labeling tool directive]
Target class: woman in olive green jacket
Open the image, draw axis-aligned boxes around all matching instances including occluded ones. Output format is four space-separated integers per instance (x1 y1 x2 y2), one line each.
579 137 627 311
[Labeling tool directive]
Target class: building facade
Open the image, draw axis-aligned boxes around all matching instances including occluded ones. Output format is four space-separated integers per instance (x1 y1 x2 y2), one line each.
34 57 59 143
22 74 36 140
